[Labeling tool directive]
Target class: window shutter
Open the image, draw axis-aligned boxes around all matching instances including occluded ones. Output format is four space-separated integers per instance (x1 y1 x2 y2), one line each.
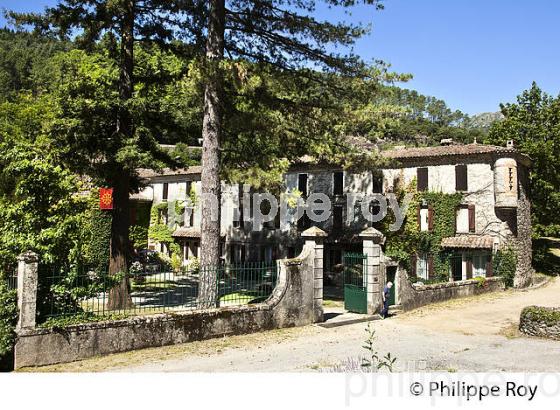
417 205 421 231
427 254 434 278
468 204 476 233
455 164 468 191
428 205 434 231
410 254 417 277
417 168 428 191
486 255 493 277
466 258 473 279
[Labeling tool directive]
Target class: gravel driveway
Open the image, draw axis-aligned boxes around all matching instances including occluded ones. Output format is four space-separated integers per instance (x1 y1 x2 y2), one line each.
29 277 560 372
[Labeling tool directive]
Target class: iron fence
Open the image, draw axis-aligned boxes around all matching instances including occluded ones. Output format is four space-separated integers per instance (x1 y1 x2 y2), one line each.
37 261 278 325
1 264 17 290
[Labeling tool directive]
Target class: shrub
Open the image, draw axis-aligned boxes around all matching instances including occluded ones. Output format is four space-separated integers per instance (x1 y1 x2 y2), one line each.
493 247 517 287
171 253 183 273
0 282 17 367
473 276 487 288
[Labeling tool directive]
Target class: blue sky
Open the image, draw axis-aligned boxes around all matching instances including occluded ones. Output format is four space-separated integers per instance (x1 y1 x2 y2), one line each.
1 0 559 114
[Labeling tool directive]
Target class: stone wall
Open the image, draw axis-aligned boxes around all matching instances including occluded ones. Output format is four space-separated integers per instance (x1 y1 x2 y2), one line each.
14 232 325 369
514 164 533 287
396 266 505 312
519 306 560 340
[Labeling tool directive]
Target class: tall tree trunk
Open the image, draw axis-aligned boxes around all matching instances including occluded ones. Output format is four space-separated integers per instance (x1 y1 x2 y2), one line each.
108 0 135 310
199 0 225 308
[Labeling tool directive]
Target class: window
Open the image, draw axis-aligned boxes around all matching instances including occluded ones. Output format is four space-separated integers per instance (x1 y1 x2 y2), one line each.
456 206 469 233
455 164 468 191
472 253 488 278
417 168 428 191
298 173 308 197
417 204 433 232
162 182 169 201
372 172 383 193
233 184 244 228
333 206 343 230
456 204 476 233
184 207 194 227
260 245 274 262
230 244 246 263
416 254 428 280
333 171 344 196
185 181 192 197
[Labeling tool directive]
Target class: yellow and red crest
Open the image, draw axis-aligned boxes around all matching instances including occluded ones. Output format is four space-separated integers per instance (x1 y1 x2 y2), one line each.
99 188 113 210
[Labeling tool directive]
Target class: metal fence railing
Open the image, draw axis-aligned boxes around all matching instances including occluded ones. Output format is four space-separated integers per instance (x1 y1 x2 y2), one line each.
37 261 278 325
1 264 17 291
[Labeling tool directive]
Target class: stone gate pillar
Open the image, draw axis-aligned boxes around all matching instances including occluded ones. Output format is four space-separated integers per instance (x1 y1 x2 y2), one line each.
360 227 385 315
16 251 39 331
301 226 327 322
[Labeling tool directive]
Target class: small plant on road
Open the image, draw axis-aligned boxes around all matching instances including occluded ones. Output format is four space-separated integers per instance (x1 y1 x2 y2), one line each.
361 322 397 372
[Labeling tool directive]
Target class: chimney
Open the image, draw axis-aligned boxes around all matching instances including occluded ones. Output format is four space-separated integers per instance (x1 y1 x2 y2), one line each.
506 140 514 149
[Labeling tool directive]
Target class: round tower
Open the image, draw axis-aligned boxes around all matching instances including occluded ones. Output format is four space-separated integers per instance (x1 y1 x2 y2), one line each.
494 157 518 209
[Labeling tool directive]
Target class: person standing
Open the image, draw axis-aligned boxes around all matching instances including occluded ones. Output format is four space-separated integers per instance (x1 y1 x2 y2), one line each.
381 281 393 319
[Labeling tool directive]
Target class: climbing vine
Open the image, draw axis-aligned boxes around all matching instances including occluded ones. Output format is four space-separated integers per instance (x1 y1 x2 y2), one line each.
148 202 181 256
384 179 463 281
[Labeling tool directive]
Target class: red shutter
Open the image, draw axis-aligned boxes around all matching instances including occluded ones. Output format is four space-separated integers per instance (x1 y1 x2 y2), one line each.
410 254 417 277
486 255 493 277
466 258 473 279
417 205 421 231
427 254 434 278
417 168 428 191
468 204 476 233
428 205 434 232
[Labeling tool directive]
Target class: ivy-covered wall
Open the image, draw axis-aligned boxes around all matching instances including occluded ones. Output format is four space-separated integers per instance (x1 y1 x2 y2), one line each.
129 202 151 250
384 180 464 281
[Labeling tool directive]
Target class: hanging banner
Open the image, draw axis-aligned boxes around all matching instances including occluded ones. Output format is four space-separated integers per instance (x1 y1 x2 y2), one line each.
99 188 114 210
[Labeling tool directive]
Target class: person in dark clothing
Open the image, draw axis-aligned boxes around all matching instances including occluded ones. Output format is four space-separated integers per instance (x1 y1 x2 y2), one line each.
381 281 393 319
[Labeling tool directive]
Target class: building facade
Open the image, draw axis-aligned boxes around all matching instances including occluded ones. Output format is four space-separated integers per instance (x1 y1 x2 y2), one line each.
131 141 532 287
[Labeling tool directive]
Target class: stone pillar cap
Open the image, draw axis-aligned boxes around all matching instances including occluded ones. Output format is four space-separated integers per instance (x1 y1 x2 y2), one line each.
17 250 39 263
301 226 328 238
359 227 385 239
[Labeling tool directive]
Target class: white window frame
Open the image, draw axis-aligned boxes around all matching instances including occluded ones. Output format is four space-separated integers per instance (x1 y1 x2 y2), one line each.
416 254 428 280
456 207 469 233
419 207 429 232
472 253 487 278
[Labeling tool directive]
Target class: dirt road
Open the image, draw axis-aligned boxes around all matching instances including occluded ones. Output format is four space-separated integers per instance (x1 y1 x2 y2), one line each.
28 278 560 372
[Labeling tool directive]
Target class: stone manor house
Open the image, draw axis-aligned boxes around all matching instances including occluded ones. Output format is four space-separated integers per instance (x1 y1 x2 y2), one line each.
131 140 532 289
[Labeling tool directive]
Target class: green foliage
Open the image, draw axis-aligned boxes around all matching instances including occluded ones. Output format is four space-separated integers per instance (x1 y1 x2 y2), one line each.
0 282 17 361
0 28 72 101
0 93 89 268
361 323 396 372
129 202 151 250
148 202 181 258
473 276 487 288
375 86 489 145
487 82 560 237
81 191 112 272
39 312 129 329
532 238 560 276
493 247 517 288
521 306 560 326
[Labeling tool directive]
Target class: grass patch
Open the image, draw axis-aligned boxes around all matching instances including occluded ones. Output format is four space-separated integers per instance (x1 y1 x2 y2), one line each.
323 299 344 308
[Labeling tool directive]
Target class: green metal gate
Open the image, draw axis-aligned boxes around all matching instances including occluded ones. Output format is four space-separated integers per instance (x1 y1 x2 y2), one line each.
343 253 368 314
